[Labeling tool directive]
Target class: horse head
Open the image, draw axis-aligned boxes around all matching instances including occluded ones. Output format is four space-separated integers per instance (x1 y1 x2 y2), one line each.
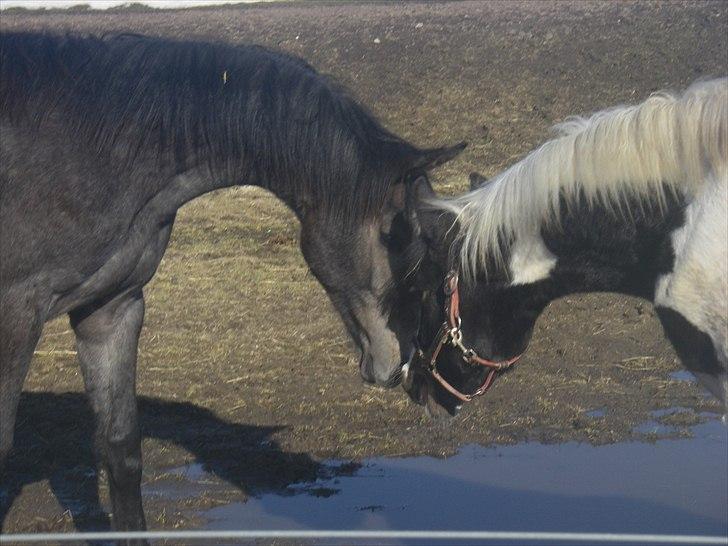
398 172 537 418
299 143 466 389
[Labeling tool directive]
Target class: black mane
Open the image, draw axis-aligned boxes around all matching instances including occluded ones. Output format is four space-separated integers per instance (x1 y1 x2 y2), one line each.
0 31 418 222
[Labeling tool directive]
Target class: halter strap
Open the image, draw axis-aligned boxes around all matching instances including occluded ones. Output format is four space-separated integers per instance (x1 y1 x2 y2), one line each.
415 270 521 402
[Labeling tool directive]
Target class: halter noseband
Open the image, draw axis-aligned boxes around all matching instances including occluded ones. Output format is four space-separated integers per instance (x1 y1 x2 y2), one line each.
413 270 521 402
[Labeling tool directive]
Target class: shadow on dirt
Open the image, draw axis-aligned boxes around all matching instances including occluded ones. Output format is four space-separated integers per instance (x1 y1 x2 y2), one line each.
0 392 328 533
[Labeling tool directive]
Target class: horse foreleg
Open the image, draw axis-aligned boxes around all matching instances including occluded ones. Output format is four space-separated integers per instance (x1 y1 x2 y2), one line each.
0 289 44 471
656 306 728 412
70 290 147 541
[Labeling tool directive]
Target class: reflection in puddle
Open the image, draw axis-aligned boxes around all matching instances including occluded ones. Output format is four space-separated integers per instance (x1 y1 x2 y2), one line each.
154 418 727 543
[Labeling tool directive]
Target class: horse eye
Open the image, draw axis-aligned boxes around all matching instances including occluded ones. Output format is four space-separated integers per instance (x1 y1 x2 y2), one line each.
380 231 397 248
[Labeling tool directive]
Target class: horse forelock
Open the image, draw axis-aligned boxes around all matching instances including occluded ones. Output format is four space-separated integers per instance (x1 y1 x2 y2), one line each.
0 31 415 227
432 78 728 280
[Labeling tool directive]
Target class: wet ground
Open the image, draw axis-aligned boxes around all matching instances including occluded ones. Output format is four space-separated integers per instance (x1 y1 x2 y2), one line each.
1 0 727 538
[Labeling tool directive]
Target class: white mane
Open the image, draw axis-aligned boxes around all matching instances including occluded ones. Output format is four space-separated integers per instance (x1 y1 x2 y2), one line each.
436 78 728 279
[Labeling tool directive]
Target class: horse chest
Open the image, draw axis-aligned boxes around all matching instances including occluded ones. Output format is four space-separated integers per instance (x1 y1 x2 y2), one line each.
654 178 728 353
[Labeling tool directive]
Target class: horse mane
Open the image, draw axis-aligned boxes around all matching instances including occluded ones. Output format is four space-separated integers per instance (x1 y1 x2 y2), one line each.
0 31 417 225
434 78 728 279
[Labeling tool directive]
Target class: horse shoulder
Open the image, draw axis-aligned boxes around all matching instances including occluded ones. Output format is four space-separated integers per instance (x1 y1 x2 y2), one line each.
0 121 206 318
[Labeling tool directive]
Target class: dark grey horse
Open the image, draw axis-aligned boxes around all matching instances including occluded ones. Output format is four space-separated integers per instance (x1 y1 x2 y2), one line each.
0 31 463 535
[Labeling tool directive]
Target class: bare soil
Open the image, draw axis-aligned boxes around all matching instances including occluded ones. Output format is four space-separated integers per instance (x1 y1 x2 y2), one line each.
1 0 726 535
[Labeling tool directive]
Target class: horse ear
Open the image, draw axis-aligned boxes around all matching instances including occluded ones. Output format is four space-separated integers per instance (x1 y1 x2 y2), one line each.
411 141 467 171
409 175 435 201
469 171 489 190
389 174 434 214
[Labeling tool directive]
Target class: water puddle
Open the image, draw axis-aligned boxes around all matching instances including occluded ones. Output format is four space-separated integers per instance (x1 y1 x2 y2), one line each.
152 417 727 544
670 370 698 382
631 407 703 435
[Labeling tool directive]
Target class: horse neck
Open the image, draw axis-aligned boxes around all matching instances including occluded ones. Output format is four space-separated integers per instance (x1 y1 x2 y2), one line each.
504 192 686 303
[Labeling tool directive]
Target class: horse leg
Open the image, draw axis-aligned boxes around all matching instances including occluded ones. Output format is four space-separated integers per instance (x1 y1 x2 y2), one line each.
656 306 727 409
69 290 147 539
0 290 44 471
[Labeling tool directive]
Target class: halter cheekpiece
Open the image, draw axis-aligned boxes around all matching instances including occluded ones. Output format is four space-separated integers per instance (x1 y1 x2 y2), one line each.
413 270 521 402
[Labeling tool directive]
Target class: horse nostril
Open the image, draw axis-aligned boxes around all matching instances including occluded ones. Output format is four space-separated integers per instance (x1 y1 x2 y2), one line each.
358 354 376 384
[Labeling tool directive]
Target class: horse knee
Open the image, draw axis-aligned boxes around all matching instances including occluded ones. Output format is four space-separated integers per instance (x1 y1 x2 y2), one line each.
101 427 142 479
107 449 142 486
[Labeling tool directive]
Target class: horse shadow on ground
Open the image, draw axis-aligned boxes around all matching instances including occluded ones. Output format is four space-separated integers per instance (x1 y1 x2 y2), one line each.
1 391 338 534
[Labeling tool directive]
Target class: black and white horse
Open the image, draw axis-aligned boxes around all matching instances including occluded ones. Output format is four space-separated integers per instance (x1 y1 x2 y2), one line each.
0 31 463 535
400 79 727 416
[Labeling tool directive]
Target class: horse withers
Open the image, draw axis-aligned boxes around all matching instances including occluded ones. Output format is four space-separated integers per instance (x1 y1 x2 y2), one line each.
0 31 464 536
397 79 727 416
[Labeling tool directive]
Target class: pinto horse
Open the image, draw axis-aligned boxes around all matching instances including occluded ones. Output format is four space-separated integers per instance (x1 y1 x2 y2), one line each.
399 79 727 416
0 31 464 535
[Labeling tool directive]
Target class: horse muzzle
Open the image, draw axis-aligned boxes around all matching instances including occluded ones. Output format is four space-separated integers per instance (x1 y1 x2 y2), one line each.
359 353 404 388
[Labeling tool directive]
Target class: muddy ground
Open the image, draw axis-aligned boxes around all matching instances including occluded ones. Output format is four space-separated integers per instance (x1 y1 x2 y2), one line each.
1 0 727 536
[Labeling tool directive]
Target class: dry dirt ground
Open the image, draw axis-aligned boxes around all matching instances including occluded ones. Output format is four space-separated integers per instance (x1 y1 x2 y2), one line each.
1 0 727 535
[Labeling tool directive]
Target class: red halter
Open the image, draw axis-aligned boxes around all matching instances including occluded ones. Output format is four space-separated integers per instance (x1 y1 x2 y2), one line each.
413 271 521 402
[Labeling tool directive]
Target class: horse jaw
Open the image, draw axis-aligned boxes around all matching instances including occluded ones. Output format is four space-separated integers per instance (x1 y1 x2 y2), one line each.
402 362 462 420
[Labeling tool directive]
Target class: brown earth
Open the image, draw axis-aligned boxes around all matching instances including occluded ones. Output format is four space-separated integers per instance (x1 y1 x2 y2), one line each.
1 0 726 535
